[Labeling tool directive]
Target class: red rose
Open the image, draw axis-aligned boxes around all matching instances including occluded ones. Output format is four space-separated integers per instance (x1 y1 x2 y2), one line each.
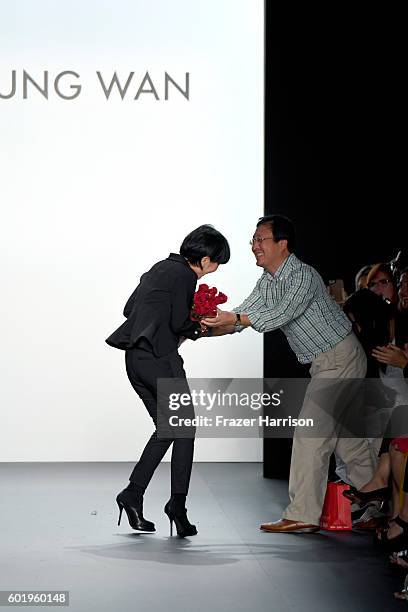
190 284 228 320
216 292 228 305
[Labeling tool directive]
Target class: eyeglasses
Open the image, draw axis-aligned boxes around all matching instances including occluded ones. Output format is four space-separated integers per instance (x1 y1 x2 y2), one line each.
368 279 392 289
249 236 274 246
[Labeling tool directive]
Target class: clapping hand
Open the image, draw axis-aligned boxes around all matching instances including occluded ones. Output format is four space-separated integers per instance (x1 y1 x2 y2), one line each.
372 344 408 369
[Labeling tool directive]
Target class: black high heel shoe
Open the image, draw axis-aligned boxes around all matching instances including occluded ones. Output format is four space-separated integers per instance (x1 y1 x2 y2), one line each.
342 485 390 507
116 488 155 533
164 499 197 537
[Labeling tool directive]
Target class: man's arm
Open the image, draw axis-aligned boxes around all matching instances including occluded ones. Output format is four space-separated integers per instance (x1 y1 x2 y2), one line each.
204 269 316 333
203 312 252 329
244 269 315 332
202 279 264 330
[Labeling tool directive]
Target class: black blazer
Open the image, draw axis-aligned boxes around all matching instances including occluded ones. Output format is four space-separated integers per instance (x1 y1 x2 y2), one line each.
105 253 201 356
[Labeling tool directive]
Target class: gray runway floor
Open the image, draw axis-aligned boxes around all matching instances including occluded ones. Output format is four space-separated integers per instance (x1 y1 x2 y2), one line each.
0 462 403 612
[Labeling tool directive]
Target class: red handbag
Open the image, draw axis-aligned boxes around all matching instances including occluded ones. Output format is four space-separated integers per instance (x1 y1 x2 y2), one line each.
320 482 352 531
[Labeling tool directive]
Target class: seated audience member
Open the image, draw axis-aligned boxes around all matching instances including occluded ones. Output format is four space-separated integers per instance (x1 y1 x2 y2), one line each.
389 436 408 602
367 262 398 305
399 267 408 314
376 436 408 550
355 264 372 291
343 281 408 523
343 288 391 375
391 250 408 285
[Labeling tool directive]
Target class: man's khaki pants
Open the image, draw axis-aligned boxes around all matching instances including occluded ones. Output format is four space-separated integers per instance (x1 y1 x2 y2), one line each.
282 333 375 525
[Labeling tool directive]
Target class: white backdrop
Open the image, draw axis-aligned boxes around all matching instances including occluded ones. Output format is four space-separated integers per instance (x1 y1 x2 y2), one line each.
0 0 264 461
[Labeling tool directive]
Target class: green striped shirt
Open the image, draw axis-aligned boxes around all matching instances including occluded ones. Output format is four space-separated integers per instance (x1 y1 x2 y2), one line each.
233 254 352 364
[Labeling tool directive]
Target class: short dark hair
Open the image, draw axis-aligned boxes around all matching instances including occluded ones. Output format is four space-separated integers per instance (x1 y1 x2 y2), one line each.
256 214 296 252
180 225 230 267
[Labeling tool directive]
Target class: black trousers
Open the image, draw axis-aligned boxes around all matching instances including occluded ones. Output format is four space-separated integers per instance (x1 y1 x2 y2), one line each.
125 346 195 495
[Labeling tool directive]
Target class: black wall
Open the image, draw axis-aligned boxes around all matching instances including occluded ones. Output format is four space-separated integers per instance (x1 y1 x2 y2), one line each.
263 4 405 478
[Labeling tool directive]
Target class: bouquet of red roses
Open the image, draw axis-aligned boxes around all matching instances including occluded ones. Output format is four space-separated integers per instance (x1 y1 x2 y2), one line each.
190 284 228 320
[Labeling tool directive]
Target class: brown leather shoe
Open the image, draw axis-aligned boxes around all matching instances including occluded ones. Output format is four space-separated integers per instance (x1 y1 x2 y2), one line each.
260 518 320 533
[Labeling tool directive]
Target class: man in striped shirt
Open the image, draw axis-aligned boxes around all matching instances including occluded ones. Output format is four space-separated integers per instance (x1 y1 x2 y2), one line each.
203 214 374 533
